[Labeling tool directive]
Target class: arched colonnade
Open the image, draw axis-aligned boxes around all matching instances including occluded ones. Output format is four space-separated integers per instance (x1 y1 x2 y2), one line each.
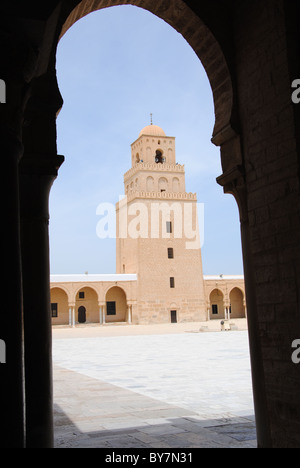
50 275 137 326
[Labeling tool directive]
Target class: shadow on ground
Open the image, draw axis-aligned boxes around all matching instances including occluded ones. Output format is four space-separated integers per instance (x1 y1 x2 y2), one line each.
54 404 257 449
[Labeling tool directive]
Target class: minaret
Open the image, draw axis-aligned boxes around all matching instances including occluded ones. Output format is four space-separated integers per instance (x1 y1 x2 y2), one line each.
116 123 206 324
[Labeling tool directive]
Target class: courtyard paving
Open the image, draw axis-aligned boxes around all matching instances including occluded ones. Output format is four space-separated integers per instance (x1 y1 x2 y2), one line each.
52 321 257 448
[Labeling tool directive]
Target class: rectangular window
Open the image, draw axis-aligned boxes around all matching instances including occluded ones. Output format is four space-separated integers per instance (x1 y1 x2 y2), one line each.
212 304 218 315
166 221 172 234
107 301 116 316
168 248 174 259
51 303 58 318
171 310 177 324
79 291 85 299
170 277 175 288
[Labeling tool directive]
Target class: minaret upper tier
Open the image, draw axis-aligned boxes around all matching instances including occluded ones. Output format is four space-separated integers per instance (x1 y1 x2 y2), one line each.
131 124 176 166
124 123 193 198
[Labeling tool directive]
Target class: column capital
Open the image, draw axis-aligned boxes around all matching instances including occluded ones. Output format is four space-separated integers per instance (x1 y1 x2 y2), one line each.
217 164 248 224
19 153 65 177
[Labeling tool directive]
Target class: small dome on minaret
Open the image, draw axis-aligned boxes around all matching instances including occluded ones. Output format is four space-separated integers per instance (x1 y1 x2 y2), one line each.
139 124 166 138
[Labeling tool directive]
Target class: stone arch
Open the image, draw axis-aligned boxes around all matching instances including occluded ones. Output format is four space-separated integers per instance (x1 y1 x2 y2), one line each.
59 0 235 141
146 176 154 192
75 286 99 324
158 177 168 192
105 286 127 323
172 177 180 193
209 288 225 320
229 287 245 319
169 302 178 324
50 287 69 325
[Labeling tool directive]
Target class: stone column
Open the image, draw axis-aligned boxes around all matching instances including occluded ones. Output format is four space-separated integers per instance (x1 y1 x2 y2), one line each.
225 304 230 321
127 304 132 324
243 300 248 318
69 305 72 327
69 303 76 327
72 306 76 328
19 71 64 448
0 26 38 445
99 304 105 325
217 161 272 448
103 304 106 324
20 153 64 448
0 129 25 448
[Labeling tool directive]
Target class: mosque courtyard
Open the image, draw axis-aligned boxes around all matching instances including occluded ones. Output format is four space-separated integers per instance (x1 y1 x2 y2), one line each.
52 320 256 448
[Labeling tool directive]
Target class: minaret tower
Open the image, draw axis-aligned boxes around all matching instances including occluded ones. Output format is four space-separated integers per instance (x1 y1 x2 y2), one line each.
116 122 206 324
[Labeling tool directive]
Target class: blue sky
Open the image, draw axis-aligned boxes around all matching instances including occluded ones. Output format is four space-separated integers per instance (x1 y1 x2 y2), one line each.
50 5 243 275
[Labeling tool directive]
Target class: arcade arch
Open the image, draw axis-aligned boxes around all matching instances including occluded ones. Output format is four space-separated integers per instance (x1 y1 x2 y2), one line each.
229 287 245 319
105 286 127 323
50 287 69 326
209 289 225 320
75 286 99 324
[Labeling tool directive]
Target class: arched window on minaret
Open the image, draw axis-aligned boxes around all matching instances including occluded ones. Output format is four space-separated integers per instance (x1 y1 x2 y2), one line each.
159 177 168 192
155 150 164 164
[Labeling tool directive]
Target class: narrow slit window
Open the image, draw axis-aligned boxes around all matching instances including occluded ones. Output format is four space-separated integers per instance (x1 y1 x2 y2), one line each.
170 277 175 288
168 248 174 259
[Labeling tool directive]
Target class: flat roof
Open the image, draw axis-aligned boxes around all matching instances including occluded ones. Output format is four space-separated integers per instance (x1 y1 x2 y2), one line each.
50 274 137 283
203 275 244 281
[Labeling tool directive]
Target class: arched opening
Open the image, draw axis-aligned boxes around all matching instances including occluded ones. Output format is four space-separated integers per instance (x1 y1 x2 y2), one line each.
49 0 250 449
146 176 154 192
105 286 127 323
75 287 99 324
155 149 164 164
59 1 235 140
50 287 69 326
52 4 241 281
230 288 245 319
172 177 180 193
4 0 299 450
209 289 225 320
78 306 86 324
158 177 168 192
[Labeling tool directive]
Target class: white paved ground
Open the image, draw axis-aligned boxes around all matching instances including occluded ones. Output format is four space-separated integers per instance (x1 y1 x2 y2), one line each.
52 325 254 421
